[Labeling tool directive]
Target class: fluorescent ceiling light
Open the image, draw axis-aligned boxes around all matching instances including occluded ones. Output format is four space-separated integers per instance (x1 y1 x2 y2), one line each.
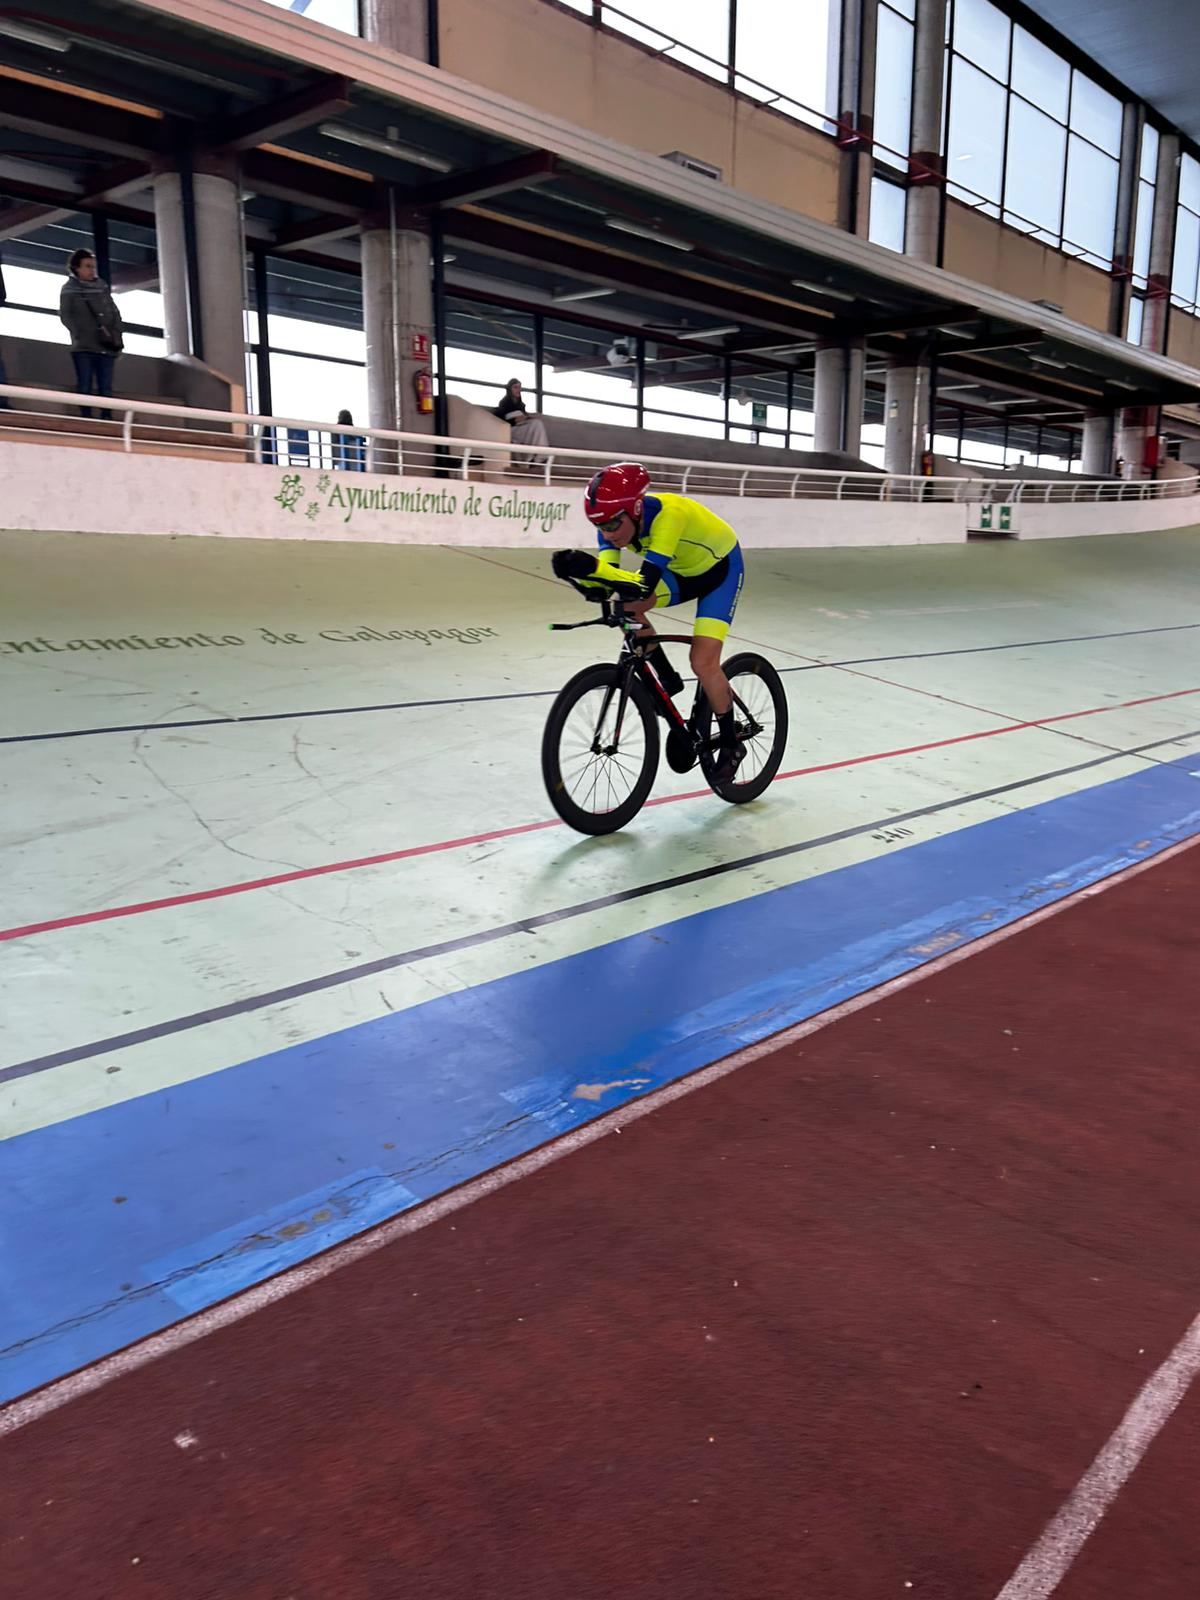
552 286 615 303
552 193 610 219
675 324 739 342
0 18 70 51
791 277 855 303
1030 355 1069 370
1108 378 1139 391
318 123 453 174
605 218 694 252
937 325 975 338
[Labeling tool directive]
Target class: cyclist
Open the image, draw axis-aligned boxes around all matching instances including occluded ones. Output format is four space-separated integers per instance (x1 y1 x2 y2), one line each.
552 461 746 783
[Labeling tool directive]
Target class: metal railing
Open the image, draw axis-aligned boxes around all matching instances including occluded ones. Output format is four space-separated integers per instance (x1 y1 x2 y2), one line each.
2 385 1197 505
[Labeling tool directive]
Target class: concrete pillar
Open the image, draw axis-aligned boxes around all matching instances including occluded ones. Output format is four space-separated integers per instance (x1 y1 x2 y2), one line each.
361 0 429 60
153 163 246 401
904 0 948 266
362 219 436 468
193 169 246 396
879 0 947 477
1109 104 1143 336
360 2 438 468
152 173 190 359
1081 412 1114 477
884 360 928 476
1117 406 1158 481
814 339 866 457
1141 133 1180 356
836 0 878 238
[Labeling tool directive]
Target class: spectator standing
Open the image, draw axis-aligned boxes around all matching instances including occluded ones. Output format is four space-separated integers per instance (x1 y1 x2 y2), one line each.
333 407 365 470
59 248 123 418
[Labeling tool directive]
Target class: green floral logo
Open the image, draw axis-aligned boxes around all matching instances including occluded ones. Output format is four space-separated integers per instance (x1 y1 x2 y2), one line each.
275 473 305 513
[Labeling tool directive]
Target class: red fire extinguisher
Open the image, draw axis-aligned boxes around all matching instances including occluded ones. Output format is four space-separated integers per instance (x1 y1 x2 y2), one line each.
413 368 434 416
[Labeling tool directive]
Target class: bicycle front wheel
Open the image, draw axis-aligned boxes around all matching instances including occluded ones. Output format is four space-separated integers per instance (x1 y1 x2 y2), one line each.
542 664 660 834
696 652 790 804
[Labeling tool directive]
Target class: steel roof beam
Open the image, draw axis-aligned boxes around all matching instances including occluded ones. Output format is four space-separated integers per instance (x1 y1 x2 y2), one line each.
207 74 352 153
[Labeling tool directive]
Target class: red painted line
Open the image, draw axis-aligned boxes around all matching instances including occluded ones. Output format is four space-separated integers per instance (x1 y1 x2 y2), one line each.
3 686 1197 945
0 818 561 943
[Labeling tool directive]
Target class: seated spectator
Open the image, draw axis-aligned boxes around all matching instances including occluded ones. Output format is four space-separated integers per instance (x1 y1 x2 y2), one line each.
333 408 366 471
494 378 548 465
59 248 123 419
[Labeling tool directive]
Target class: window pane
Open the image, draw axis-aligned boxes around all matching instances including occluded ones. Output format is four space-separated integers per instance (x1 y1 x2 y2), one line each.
869 177 907 252
1011 27 1069 124
1180 154 1200 215
736 0 841 130
885 0 915 18
874 7 914 164
947 59 1007 211
1126 295 1145 345
1140 124 1160 184
1132 179 1155 285
952 0 1010 75
447 299 536 395
543 391 637 425
1069 72 1123 155
1062 138 1118 266
643 411 726 439
0 262 63 310
1171 205 1200 309
601 0 728 80
270 353 367 427
1005 100 1065 240
261 0 360 35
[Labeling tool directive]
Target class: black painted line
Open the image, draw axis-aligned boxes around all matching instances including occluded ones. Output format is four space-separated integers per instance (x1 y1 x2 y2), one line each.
3 621 1196 748
774 620 1200 675
5 726 1198 1086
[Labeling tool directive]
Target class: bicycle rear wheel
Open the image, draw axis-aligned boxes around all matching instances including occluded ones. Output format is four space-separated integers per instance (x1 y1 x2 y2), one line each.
695 652 789 803
542 663 660 834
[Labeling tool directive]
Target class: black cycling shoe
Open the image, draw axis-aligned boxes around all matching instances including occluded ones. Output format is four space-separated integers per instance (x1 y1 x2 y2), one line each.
713 740 746 787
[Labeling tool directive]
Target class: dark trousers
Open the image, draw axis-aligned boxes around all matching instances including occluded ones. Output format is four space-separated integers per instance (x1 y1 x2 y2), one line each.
72 351 116 418
0 349 9 408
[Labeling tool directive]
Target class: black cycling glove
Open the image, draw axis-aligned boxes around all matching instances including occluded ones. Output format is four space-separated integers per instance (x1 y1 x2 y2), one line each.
551 548 598 582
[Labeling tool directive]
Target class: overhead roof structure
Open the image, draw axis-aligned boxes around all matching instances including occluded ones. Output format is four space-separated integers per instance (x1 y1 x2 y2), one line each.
1020 0 1200 145
2 0 1198 430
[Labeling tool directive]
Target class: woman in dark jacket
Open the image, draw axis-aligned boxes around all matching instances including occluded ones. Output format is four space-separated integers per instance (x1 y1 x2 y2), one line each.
494 377 548 464
59 248 123 418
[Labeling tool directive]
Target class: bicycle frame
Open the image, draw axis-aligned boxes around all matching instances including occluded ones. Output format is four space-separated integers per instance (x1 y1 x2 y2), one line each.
549 598 759 757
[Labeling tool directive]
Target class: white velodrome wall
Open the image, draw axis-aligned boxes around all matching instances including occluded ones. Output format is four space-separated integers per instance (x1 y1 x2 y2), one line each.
1 445 1198 546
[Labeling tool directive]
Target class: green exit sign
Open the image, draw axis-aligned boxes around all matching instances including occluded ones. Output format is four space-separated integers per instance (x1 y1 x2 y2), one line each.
752 401 768 426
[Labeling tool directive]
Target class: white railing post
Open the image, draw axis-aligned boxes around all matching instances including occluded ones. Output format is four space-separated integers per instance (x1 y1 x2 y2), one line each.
837 475 848 502
122 407 134 454
790 472 802 499
544 452 553 486
681 465 692 492
738 468 750 497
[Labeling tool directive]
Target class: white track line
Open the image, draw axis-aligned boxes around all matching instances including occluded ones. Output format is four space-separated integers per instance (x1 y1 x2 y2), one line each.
1 832 1197 1446
995 1313 1200 1599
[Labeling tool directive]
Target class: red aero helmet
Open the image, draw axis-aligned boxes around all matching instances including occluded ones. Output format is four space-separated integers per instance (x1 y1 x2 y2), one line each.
583 461 650 524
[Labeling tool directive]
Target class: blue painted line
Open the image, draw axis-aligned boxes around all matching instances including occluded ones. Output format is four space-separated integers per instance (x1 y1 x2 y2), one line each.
1 755 1198 1403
